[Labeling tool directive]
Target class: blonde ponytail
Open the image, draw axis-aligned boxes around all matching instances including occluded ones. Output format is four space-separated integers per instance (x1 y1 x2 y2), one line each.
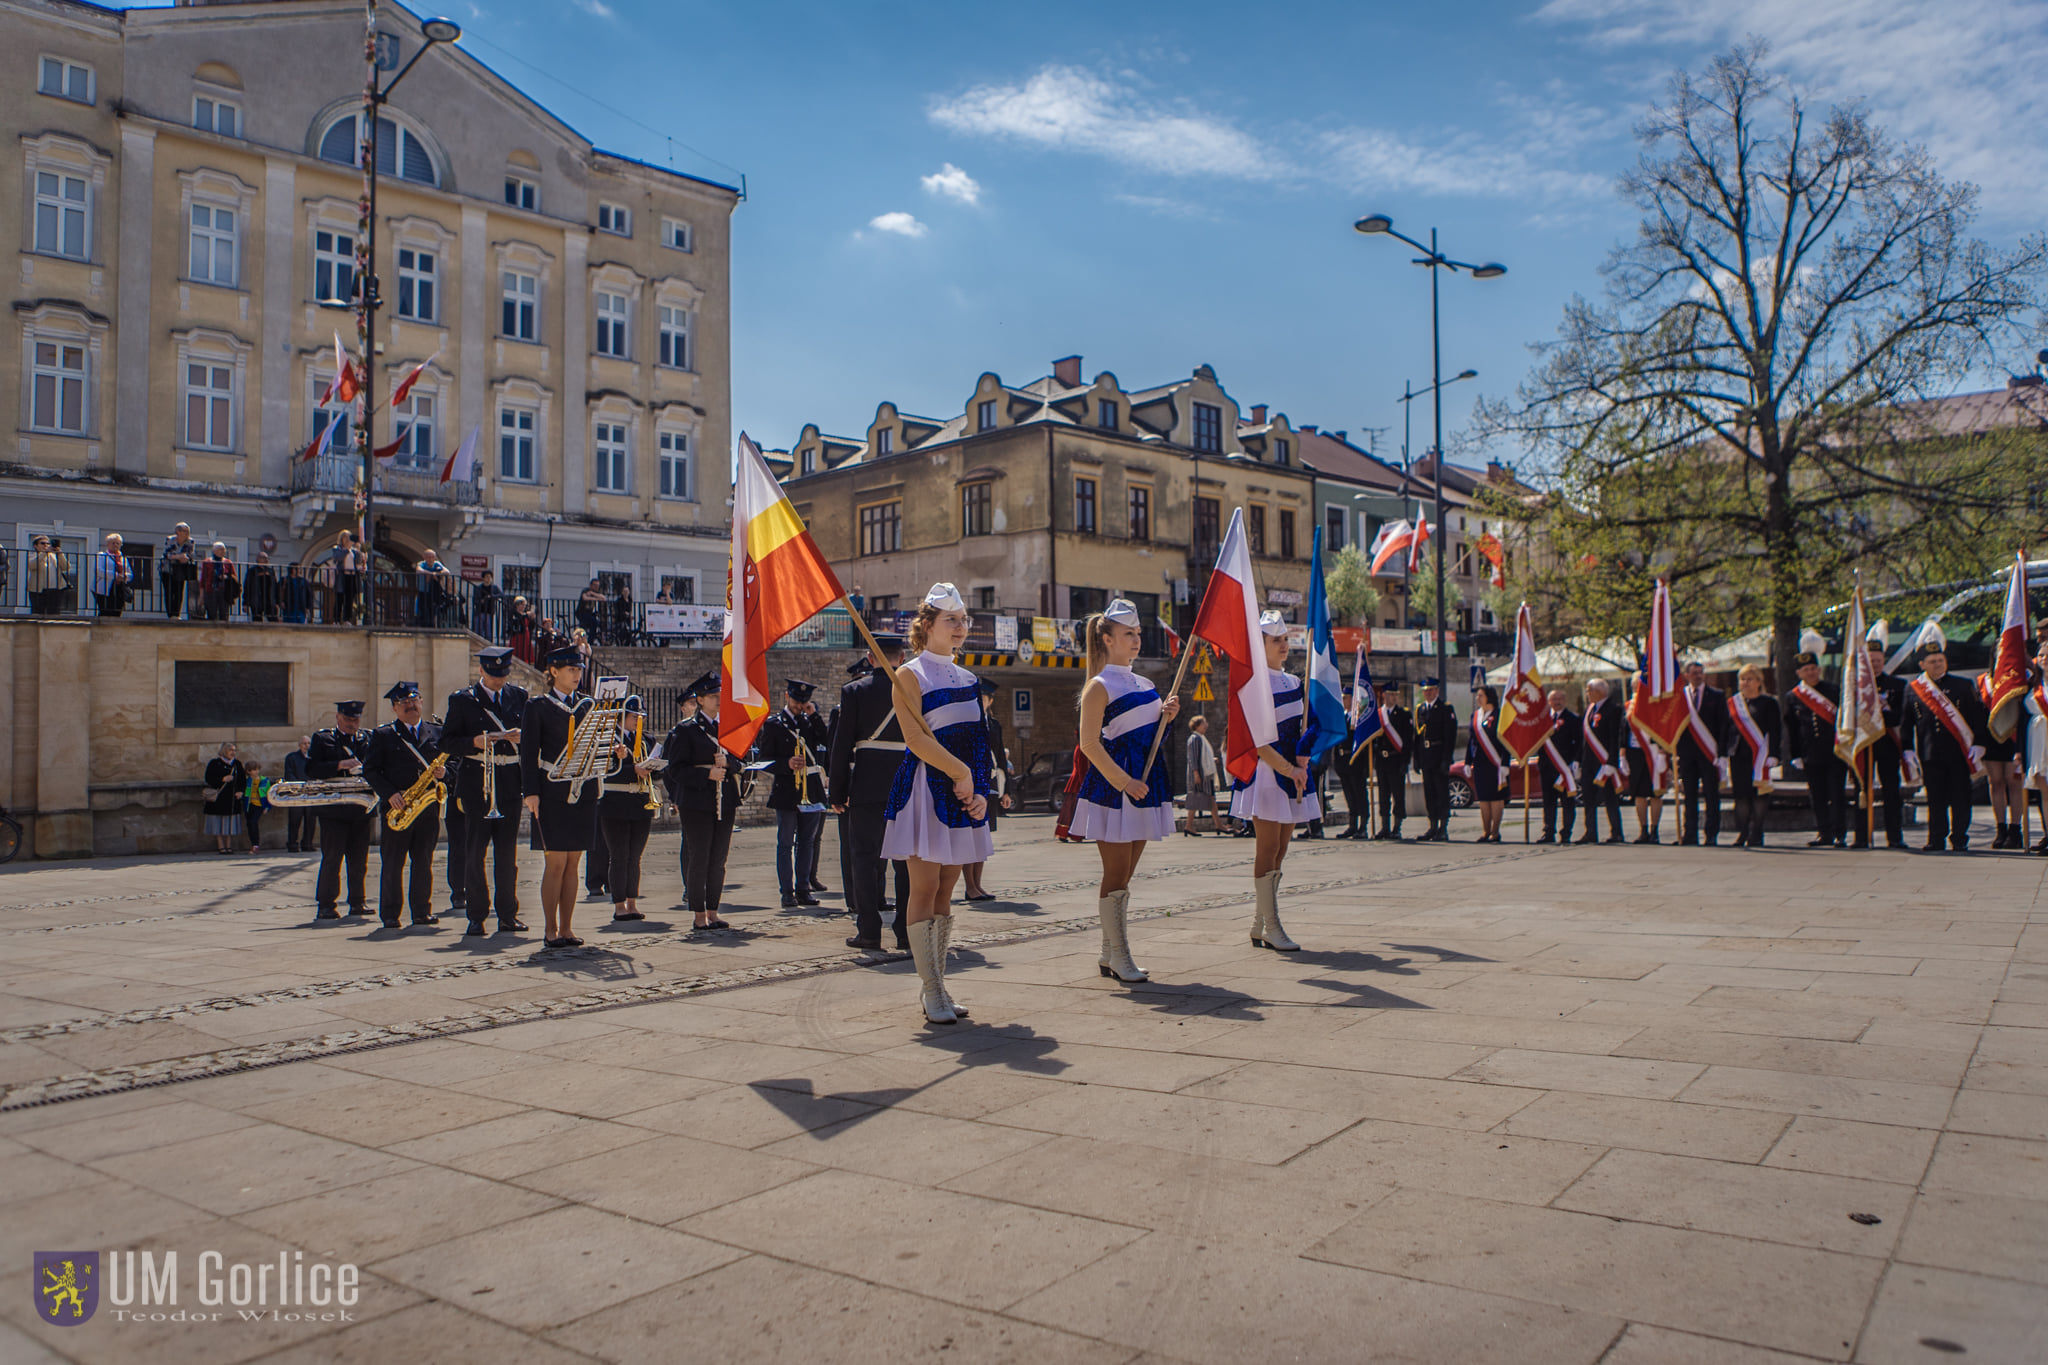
1083 613 1112 679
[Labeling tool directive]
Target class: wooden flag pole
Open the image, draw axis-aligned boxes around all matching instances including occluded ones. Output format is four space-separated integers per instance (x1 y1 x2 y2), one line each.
1523 760 1532 843
1865 750 1876 847
1137 637 1202 786
839 599 947 758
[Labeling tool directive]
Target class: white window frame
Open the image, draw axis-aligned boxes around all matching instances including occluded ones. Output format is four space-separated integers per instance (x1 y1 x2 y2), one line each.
799 446 815 476
315 110 440 186
391 389 436 470
594 290 630 359
658 428 693 501
32 168 90 261
596 201 631 237
656 303 690 370
29 336 88 435
501 269 538 341
308 369 352 456
193 94 240 138
977 399 996 432
187 200 238 287
396 245 437 322
876 427 893 456
661 217 692 252
183 358 235 452
593 419 631 494
497 404 538 483
314 226 357 306
38 56 94 104
504 174 538 211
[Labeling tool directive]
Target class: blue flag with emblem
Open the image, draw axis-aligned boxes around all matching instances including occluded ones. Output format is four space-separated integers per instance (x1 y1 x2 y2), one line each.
1349 642 1383 760
1303 525 1350 761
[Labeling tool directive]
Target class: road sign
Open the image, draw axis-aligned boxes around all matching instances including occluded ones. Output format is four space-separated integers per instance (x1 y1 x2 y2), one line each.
1191 642 1214 675
1193 675 1215 702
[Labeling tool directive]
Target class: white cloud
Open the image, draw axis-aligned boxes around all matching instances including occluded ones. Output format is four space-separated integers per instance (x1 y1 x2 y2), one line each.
568 0 614 18
920 163 982 206
1533 0 2048 220
930 65 1280 179
866 211 929 238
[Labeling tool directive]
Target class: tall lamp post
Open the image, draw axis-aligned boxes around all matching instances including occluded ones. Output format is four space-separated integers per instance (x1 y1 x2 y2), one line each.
1353 215 1503 688
1358 368 1475 629
355 8 461 602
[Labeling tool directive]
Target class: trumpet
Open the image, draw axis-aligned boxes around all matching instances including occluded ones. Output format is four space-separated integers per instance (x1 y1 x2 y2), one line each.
387 754 448 830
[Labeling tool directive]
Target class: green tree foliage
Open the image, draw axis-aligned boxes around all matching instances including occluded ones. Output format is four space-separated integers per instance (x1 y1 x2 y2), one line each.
1488 43 2048 681
1407 570 1465 629
1322 545 1381 625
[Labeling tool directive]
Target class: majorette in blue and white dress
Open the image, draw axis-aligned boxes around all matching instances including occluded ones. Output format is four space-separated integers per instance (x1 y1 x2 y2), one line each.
1070 663 1176 843
881 650 995 864
1230 670 1322 824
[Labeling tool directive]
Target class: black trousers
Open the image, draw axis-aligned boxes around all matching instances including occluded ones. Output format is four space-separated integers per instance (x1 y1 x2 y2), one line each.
1729 764 1768 845
602 815 652 902
464 803 522 924
95 592 124 618
1805 753 1846 841
315 816 371 913
162 574 189 619
776 809 825 894
1375 764 1406 832
287 808 319 851
378 811 440 924
678 808 736 917
837 811 854 900
1923 757 1973 849
445 802 469 912
1420 761 1450 832
1853 745 1905 845
844 803 911 944
1542 766 1578 837
585 807 610 892
1582 778 1624 839
1679 753 1721 843
1335 758 1369 830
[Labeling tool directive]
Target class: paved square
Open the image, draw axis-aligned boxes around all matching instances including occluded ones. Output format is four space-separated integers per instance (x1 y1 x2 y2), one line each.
3 813 2043 1363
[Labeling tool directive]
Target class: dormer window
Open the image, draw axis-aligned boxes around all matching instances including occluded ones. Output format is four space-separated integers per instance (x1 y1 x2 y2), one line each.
1097 399 1116 430
316 113 438 186
876 428 894 456
194 96 240 137
1274 437 1291 466
504 175 538 211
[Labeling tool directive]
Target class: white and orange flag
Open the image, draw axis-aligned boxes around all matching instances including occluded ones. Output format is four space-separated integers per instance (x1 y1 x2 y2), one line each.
1834 579 1886 763
1986 550 2030 741
1499 602 1554 761
720 433 846 757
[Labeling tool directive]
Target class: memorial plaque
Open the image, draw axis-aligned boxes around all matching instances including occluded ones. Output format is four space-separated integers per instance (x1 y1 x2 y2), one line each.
174 661 291 728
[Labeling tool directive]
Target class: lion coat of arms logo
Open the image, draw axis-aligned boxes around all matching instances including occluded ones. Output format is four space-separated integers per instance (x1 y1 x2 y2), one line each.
35 1251 99 1325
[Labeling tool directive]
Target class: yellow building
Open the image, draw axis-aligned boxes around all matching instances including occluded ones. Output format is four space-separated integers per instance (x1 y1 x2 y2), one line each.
3 0 739 609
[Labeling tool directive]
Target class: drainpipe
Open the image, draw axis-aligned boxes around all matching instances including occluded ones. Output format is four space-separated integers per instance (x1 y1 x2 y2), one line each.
1044 423 1057 620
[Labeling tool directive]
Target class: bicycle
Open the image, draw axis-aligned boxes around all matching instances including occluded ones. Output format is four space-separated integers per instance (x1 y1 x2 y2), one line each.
0 803 21 864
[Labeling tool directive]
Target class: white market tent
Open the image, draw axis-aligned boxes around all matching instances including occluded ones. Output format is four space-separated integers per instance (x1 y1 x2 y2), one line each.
1483 636 1639 686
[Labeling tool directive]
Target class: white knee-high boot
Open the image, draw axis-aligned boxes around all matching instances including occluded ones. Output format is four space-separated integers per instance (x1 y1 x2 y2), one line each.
933 913 967 1017
1098 889 1147 982
907 919 957 1024
1251 870 1299 951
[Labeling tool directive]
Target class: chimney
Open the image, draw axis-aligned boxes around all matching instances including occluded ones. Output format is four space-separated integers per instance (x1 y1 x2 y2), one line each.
1301 424 1317 435
1052 355 1082 387
1250 404 1267 425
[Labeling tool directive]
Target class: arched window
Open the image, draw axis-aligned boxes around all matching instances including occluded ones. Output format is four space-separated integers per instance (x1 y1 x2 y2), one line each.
316 113 438 186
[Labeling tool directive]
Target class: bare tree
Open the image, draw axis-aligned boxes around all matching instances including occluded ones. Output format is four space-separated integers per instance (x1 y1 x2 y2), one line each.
1492 43 2046 681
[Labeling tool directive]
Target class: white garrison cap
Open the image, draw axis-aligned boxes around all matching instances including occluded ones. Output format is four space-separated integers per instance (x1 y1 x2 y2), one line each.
1258 610 1290 638
923 582 966 612
1103 598 1140 626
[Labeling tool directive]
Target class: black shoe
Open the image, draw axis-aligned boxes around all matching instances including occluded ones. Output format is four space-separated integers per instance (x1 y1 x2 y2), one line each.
499 919 529 932
806 881 829 894
1951 842 1970 853
1576 832 1600 845
315 908 340 920
845 936 882 950
797 894 822 907
1705 837 1718 847
1680 837 1699 847
1833 837 1847 848
781 894 799 908
1732 833 1749 848
1606 833 1626 844
1921 842 1943 853
465 920 489 937
411 913 441 926
1891 840 1910 850
1852 837 1871 849
1536 832 1556 844
893 938 911 952
1807 837 1833 847
378 919 403 930
1182 828 1202 837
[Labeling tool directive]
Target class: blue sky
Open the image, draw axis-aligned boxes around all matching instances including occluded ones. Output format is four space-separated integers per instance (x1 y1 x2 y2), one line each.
398 2 2048 465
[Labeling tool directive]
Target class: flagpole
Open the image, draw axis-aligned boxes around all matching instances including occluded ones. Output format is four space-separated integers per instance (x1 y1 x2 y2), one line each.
1138 636 1201 787
838 597 945 758
1523 760 1531 843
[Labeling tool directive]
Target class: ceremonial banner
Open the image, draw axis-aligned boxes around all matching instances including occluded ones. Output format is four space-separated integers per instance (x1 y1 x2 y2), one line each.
1628 579 1691 754
1834 582 1886 764
721 433 845 757
1499 602 1554 761
1189 508 1279 782
1303 525 1350 761
1986 550 2030 741
1349 642 1384 759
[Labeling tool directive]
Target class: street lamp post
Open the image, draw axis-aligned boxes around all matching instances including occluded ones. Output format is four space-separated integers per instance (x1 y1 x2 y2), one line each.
355 6 461 617
1392 368 1475 630
1354 215 1503 687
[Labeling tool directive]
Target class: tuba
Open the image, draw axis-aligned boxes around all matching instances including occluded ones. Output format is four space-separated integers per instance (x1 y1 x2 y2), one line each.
387 753 448 830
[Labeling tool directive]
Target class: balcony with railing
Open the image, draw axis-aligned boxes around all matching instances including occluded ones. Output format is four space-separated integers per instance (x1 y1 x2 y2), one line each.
290 452 480 506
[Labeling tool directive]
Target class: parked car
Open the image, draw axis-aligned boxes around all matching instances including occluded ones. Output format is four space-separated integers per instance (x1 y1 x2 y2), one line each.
1015 749 1074 812
1449 760 1544 809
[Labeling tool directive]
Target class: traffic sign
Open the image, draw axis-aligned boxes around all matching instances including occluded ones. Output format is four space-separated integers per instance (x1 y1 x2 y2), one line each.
1192 675 1215 702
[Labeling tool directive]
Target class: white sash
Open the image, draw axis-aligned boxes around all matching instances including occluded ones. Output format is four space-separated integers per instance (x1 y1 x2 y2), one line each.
1542 736 1579 795
1727 694 1772 786
1626 718 1668 792
1911 675 1985 776
1472 711 1508 786
1582 704 1620 788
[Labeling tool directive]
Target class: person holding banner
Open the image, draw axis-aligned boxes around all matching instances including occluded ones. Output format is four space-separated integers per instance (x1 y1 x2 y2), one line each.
1578 679 1627 844
1858 630 1910 850
1784 641 1846 847
1675 661 1728 846
1727 664 1782 848
882 584 993 1025
1626 682 1669 844
1907 626 1987 852
1466 686 1509 842
1975 670 2027 849
1372 681 1415 841
1229 612 1315 950
1071 599 1181 983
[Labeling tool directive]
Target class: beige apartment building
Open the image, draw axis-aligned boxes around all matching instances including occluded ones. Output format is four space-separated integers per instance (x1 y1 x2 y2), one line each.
3 0 738 610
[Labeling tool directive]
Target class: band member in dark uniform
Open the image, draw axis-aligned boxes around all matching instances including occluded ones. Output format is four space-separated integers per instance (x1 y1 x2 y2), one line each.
1783 639 1845 847
439 646 528 936
829 657 867 904
661 673 739 931
521 644 600 947
1370 681 1414 841
757 678 830 908
363 682 444 929
1333 686 1373 838
1906 625 1987 852
1578 678 1628 843
599 695 660 922
1539 688 1582 844
1676 660 1729 846
307 700 373 918
829 634 914 951
1726 664 1781 848
1413 677 1458 842
1859 629 1909 849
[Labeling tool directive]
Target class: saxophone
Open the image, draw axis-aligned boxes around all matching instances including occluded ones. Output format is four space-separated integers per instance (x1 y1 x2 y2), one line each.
268 779 378 811
387 754 449 830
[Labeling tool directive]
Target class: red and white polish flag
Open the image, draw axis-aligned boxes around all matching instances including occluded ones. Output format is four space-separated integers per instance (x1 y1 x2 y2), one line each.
1191 507 1279 783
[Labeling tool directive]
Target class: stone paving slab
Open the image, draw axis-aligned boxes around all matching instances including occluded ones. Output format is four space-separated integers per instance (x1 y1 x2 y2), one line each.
1 810 2044 1362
